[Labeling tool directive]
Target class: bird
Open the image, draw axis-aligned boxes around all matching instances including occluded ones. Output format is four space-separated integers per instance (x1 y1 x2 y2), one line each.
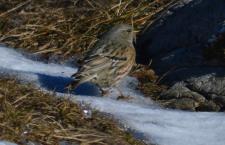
67 24 136 94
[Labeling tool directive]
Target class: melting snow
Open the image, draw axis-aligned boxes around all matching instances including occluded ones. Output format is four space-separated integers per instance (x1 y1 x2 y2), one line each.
0 45 225 145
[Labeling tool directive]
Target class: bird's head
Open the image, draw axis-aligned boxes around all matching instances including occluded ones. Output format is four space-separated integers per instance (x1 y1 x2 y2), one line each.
108 24 136 44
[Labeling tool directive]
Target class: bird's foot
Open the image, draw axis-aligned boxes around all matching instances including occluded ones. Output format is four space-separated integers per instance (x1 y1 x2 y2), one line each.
100 88 109 96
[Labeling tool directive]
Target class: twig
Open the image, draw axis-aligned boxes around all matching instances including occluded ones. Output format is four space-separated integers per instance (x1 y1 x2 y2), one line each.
0 0 31 17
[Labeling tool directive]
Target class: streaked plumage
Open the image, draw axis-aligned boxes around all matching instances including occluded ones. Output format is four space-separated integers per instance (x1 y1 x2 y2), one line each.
68 24 136 91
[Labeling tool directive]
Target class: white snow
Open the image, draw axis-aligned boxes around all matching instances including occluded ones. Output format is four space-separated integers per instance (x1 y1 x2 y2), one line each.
0 46 76 77
0 45 225 145
0 141 17 145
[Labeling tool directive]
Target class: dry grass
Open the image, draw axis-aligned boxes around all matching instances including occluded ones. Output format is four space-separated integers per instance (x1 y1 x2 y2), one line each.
0 0 176 60
0 0 175 97
0 78 147 145
0 1 177 144
131 65 167 100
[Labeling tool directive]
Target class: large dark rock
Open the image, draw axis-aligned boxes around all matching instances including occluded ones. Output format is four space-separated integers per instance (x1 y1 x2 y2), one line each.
137 0 225 72
137 0 225 111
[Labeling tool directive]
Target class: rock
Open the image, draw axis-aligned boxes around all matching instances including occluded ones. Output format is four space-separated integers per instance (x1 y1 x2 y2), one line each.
137 0 225 71
165 98 199 111
156 69 225 111
213 96 225 109
136 0 225 112
186 73 225 96
159 82 207 111
160 82 205 103
204 24 225 63
197 101 220 112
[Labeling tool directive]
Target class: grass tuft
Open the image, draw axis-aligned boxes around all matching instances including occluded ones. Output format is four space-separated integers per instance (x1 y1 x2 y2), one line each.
0 78 147 145
0 0 176 60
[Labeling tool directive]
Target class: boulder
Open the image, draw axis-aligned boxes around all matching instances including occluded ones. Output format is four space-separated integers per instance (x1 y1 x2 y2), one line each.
137 0 225 111
165 98 199 111
197 101 220 112
160 82 205 103
213 96 225 109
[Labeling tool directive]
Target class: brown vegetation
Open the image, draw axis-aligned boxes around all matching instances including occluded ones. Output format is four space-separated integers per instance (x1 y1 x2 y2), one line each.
0 0 176 60
0 0 178 143
0 78 147 145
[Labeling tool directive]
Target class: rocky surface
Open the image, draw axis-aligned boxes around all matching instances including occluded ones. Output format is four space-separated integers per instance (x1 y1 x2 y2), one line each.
137 0 225 111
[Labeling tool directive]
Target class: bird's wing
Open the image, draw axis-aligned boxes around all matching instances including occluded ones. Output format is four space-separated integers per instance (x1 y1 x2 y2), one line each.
71 42 130 83
84 44 128 64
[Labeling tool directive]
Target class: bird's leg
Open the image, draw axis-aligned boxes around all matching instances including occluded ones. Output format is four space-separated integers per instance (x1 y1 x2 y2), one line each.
115 87 132 100
116 87 124 97
99 88 109 96
116 87 129 100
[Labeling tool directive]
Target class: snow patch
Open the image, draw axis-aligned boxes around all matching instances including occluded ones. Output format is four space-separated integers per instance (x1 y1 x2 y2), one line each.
0 141 17 145
0 45 225 145
0 45 76 77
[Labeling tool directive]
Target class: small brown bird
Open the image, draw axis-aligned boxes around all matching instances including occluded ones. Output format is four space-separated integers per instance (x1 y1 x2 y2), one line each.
68 24 136 93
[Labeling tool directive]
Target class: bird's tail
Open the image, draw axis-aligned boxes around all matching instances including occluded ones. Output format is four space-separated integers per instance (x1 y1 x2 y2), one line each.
65 73 81 91
65 80 79 91
66 72 94 91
